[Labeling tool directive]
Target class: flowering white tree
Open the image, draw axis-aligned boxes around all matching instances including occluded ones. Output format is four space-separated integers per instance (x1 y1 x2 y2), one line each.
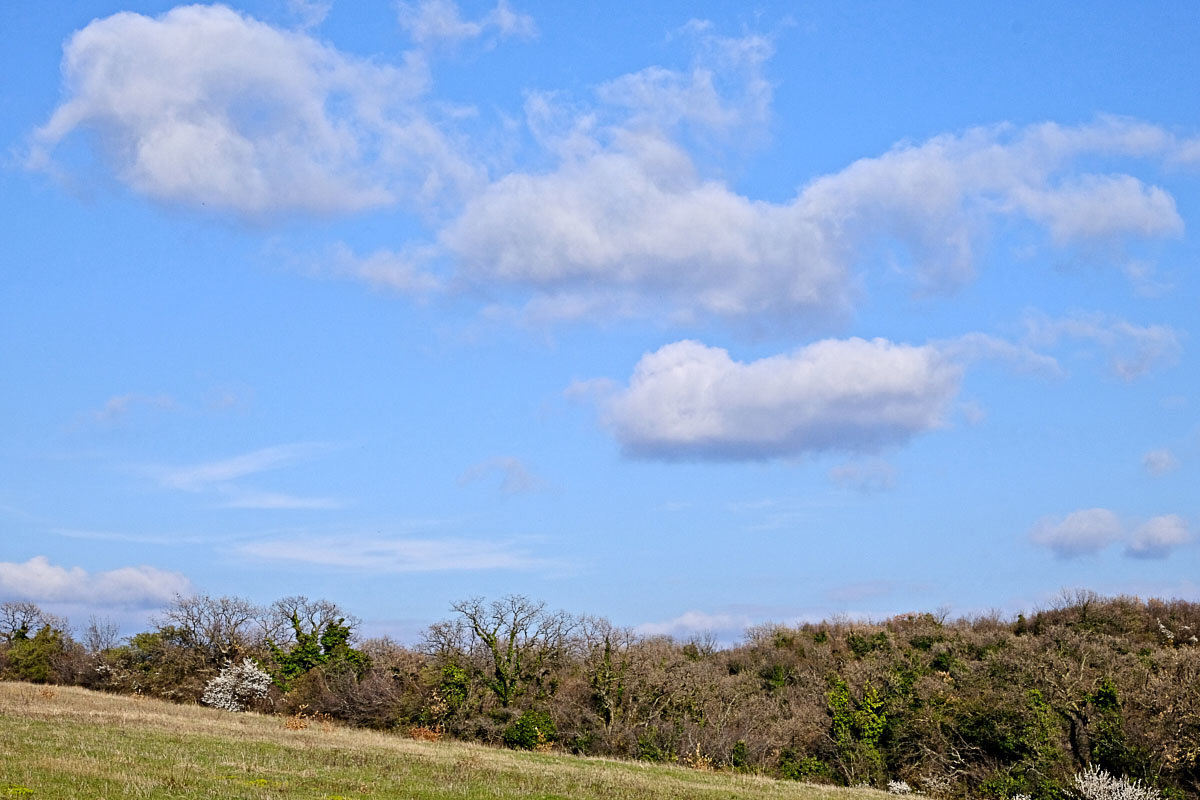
201 658 272 712
1073 765 1162 800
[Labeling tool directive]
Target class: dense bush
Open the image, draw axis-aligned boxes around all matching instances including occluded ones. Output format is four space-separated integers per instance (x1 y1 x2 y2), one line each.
3 592 1199 798
502 708 556 750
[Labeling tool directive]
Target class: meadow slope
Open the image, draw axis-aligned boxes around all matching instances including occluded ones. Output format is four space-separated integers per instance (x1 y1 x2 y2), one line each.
0 682 886 800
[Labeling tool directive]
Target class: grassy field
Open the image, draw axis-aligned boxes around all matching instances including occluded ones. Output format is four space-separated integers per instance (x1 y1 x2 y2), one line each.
0 682 885 800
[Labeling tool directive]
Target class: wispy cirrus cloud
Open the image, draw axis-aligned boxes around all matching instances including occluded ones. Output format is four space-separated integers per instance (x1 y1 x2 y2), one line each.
153 443 327 491
397 0 535 47
459 457 545 494
91 393 175 423
146 443 341 510
1023 310 1182 380
238 535 557 572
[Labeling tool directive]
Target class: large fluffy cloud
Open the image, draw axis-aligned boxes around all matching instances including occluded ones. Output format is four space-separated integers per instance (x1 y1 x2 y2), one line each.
31 5 479 216
443 116 1190 323
0 556 192 608
594 337 961 460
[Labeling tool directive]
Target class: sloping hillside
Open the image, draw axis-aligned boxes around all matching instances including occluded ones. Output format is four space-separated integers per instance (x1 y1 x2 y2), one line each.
0 682 885 800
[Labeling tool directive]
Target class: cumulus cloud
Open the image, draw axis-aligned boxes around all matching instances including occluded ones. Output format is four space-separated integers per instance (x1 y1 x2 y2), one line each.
1024 311 1182 380
596 337 961 460
443 113 1190 325
397 0 535 46
459 457 545 494
238 536 553 571
1030 508 1124 558
1126 515 1192 559
1031 509 1193 559
1143 448 1179 476
634 610 753 640
0 556 192 608
30 5 479 216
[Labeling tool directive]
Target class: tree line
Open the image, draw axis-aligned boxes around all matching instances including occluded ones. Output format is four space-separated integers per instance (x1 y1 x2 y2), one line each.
1 590 1197 799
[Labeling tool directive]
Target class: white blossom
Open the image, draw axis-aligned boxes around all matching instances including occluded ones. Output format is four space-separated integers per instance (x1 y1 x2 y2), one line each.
201 658 272 712
1073 765 1162 800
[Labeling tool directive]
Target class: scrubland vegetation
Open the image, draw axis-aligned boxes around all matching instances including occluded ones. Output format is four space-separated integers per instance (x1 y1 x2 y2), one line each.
1 591 1198 799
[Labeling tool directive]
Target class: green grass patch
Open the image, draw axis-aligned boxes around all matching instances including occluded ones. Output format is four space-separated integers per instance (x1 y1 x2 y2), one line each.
0 682 884 800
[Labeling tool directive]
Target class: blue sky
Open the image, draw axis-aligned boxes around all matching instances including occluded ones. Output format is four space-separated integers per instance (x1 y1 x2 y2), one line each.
2 1 1197 642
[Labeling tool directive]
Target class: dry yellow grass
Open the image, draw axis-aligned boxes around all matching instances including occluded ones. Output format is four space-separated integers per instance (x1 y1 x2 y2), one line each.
0 682 888 800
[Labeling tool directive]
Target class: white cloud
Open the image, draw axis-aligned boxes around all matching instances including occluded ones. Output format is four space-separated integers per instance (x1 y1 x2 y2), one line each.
829 459 897 492
323 242 442 294
442 130 851 323
92 392 175 422
397 0 535 46
0 556 192 609
935 332 1061 376
218 490 343 510
459 457 544 494
30 5 479 216
1143 448 1179 476
288 0 333 29
444 115 1190 325
1030 508 1123 558
146 443 340 510
1024 311 1182 380
238 536 553 571
1126 515 1191 559
598 338 961 460
634 610 753 640
154 443 326 491
597 26 772 136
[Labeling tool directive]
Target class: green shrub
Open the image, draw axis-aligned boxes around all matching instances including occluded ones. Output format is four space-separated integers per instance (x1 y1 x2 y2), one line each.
3 625 68 683
778 749 830 781
502 708 556 750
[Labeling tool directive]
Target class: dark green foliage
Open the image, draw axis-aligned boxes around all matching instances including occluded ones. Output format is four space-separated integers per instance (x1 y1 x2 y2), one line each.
778 749 831 781
269 613 369 690
2 625 67 683
502 708 556 750
730 739 748 769
846 631 890 658
439 663 470 710
6 592 1200 799
827 677 888 783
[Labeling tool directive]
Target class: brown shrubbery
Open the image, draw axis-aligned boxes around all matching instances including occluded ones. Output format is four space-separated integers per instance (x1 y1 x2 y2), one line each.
2 591 1198 798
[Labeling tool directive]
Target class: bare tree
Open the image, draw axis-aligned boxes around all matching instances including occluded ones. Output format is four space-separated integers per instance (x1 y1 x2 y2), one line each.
266 596 359 643
0 601 66 642
442 595 576 707
82 615 122 653
160 594 262 663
